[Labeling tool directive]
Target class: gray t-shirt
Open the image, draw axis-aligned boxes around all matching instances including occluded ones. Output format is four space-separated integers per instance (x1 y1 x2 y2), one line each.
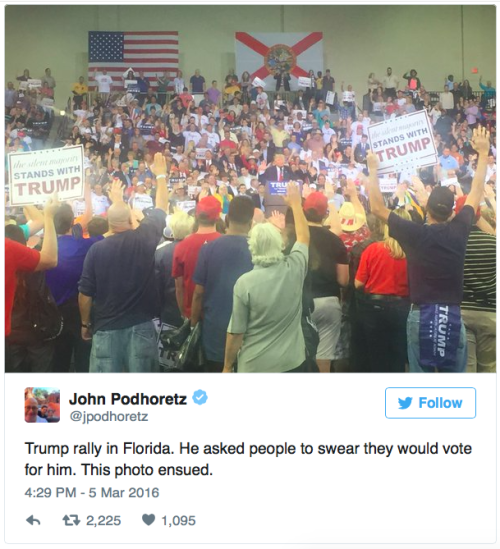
228 241 309 373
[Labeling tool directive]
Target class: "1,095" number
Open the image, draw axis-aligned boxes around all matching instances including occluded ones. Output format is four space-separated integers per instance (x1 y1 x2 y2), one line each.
162 516 196 527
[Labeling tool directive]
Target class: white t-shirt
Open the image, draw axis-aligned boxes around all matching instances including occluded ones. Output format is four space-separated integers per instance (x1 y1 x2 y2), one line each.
91 193 110 216
183 131 201 148
256 92 269 110
73 199 86 216
95 74 113 93
322 127 336 144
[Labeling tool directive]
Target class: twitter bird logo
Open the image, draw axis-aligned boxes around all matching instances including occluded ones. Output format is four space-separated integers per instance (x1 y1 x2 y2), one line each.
398 397 412 410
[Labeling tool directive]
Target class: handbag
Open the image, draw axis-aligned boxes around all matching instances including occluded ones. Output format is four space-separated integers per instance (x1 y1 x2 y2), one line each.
176 322 205 372
160 318 191 350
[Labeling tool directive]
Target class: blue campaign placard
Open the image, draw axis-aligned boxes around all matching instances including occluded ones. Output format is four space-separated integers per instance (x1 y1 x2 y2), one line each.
268 181 288 196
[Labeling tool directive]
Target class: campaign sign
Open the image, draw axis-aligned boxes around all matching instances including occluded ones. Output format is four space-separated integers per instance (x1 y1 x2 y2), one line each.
298 77 313 88
379 177 398 193
268 181 289 196
326 91 336 105
342 91 354 102
176 200 197 213
8 145 84 206
441 177 459 188
27 79 42 89
196 148 209 159
252 77 267 88
367 111 438 175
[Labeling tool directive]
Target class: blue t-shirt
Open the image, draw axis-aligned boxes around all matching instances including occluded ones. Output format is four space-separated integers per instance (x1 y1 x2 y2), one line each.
193 235 253 362
46 234 103 306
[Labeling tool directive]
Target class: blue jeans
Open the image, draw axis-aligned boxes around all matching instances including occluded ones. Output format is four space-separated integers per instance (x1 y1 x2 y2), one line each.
407 308 467 373
90 321 159 373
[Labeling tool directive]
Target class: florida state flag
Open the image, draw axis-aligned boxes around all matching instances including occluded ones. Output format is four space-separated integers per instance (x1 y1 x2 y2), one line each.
235 32 324 91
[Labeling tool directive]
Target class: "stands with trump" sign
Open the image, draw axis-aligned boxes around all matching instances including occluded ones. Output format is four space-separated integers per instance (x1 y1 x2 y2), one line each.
8 145 84 206
367 111 437 175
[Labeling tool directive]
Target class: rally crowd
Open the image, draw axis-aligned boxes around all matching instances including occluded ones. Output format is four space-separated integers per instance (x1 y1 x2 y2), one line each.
5 65 497 374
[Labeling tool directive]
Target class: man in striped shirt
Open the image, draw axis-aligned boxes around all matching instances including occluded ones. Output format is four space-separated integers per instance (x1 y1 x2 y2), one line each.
456 196 496 372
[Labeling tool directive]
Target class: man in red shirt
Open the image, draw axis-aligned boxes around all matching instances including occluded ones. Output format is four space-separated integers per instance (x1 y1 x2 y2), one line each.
172 196 222 319
5 198 59 336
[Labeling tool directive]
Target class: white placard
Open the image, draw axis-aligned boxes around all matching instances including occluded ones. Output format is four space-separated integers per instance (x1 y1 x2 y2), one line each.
8 145 84 206
18 81 28 90
196 148 209 159
124 79 138 89
188 185 200 196
379 178 398 193
298 77 313 88
176 200 197 213
367 111 438 175
441 177 458 187
326 91 336 105
27 79 42 89
292 110 307 119
342 91 354 102
252 77 267 89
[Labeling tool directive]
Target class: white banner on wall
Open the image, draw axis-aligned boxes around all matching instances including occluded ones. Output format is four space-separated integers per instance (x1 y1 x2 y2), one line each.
8 145 84 206
367 111 438 175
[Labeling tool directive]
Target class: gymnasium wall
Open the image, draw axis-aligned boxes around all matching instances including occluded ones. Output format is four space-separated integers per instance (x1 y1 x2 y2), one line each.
5 4 496 109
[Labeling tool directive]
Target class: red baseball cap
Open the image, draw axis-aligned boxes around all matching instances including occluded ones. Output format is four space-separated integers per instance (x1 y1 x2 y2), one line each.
196 196 221 221
303 192 328 217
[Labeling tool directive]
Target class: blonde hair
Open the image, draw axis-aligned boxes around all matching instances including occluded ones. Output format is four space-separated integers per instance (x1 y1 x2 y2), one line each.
383 209 411 259
248 223 284 267
169 210 194 240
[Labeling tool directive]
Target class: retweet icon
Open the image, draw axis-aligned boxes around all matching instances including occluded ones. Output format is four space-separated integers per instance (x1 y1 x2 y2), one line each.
398 397 412 410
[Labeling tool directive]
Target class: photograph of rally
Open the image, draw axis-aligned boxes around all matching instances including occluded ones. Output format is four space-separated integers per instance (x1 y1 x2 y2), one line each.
5 5 496 374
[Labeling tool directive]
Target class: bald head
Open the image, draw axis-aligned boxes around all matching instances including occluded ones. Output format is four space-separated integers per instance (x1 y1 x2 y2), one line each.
107 203 133 233
25 398 39 423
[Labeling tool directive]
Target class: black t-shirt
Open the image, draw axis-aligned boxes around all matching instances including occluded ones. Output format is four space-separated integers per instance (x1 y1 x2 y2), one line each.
309 226 349 299
79 209 166 331
388 206 475 305
190 75 205 93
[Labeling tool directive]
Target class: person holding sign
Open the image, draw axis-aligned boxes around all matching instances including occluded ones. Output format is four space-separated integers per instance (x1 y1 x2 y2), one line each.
365 127 490 373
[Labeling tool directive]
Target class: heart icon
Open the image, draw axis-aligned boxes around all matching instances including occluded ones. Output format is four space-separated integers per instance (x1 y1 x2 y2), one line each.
142 514 155 526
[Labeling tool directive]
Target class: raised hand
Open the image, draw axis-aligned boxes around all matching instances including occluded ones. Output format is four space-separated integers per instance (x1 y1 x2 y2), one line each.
285 181 302 207
151 152 167 177
345 179 357 197
324 180 336 200
109 178 124 204
44 195 61 218
471 126 490 156
268 210 286 231
301 183 312 199
366 151 379 172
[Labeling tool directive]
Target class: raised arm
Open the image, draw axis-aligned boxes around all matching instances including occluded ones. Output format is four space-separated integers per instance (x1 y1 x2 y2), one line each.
285 181 310 246
23 205 45 236
80 176 93 231
151 152 169 212
466 127 490 211
365 152 391 222
345 178 365 217
36 197 60 271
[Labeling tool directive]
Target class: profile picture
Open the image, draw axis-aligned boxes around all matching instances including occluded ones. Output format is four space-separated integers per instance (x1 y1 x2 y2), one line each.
24 387 60 424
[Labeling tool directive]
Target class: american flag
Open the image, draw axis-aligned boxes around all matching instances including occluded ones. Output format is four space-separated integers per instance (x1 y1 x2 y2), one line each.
88 31 179 91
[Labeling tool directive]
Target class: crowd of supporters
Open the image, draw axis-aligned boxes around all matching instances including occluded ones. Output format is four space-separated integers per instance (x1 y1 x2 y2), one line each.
5 64 496 374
